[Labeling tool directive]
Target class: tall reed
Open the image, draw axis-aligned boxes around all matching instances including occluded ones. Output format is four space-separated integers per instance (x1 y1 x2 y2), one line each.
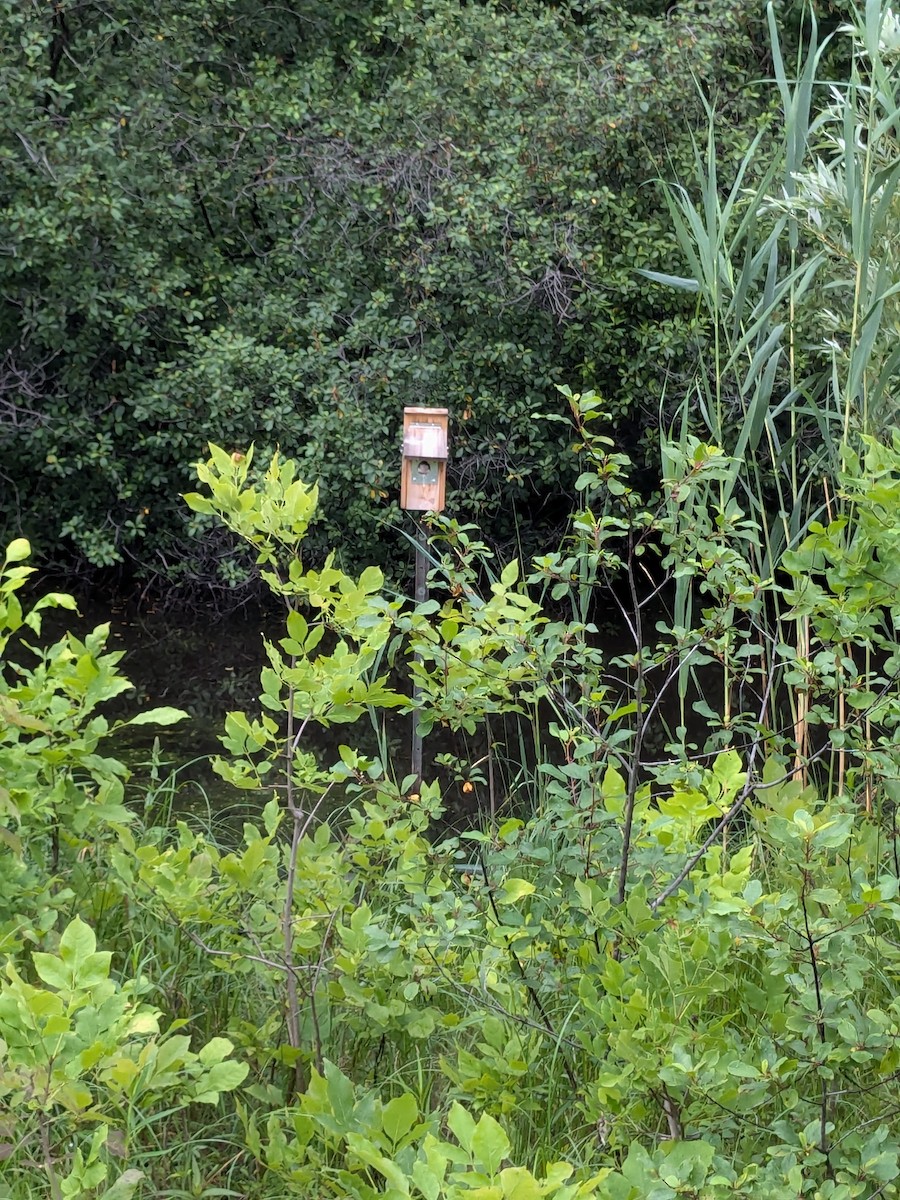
644 0 900 796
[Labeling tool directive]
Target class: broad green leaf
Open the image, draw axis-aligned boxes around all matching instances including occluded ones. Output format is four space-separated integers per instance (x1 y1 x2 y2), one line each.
345 1133 410 1194
381 1093 419 1146
263 798 282 837
126 707 189 727
602 766 626 815
0 827 22 855
33 592 78 612
77 952 114 989
286 607 308 645
543 1163 574 1188
712 749 745 793
59 917 97 968
4 538 30 563
412 1160 443 1200
447 1103 476 1154
406 1010 435 1039
126 1013 160 1037
203 1060 249 1095
32 953 71 991
358 565 384 594
99 1170 145 1200
471 1112 510 1175
726 1061 761 1079
324 1060 356 1129
183 492 214 514
660 1139 715 1187
198 1037 235 1067
813 815 853 850
500 559 520 587
500 1167 542 1200
497 878 535 904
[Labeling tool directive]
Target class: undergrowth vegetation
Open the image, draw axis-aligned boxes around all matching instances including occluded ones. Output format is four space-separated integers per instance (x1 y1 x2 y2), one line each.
3 3 900 1198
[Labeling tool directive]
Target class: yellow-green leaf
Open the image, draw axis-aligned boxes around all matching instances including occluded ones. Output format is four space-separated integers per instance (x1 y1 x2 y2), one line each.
4 538 30 563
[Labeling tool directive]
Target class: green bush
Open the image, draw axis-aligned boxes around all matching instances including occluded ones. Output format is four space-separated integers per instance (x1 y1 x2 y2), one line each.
4 394 900 1194
4 7 900 1197
0 0 768 585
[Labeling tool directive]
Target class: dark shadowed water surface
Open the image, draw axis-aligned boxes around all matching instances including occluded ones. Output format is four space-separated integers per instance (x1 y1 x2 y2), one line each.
42 589 711 837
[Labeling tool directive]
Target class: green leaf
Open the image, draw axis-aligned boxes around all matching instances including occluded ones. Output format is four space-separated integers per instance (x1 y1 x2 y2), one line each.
77 952 114 988
286 608 308 645
447 1103 476 1154
660 1139 715 1187
405 1010 435 1039
99 1171 145 1200
813 814 853 850
32 952 71 991
381 1093 419 1146
500 1167 542 1200
183 492 214 515
712 749 745 793
126 706 189 727
4 538 31 563
59 917 97 968
263 798 282 837
345 1133 411 1194
203 1060 249 1095
33 592 78 612
726 1061 761 1079
208 443 236 474
471 1112 510 1175
358 565 384 594
602 766 627 814
500 560 520 587
636 268 700 292
0 827 22 855
198 1037 235 1067
497 878 535 904
324 1060 356 1129
412 1160 444 1200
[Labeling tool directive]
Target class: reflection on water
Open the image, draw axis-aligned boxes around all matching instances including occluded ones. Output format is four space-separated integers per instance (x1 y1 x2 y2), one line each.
66 596 488 832
38 590 715 838
102 599 412 829
99 602 626 833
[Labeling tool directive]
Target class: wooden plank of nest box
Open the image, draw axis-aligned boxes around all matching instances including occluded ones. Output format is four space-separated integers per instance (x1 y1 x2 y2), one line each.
401 406 449 512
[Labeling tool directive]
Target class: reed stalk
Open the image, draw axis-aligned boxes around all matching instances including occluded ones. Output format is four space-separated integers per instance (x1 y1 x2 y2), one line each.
645 0 900 796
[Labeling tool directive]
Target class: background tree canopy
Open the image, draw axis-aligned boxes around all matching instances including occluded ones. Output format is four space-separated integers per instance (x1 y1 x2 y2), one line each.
1 0 820 593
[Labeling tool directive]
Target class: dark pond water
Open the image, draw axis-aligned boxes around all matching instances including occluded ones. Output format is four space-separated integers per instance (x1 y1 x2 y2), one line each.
38 585 714 838
46 592 508 833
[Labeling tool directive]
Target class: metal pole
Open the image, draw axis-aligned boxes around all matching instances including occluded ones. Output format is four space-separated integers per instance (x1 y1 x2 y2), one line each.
411 524 428 787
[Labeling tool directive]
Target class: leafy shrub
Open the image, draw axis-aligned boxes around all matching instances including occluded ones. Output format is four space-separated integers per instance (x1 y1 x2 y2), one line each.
0 0 768 585
93 431 900 1196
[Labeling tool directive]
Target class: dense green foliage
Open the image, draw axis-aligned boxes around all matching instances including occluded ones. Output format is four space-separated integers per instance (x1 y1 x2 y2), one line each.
0 0 772 584
4 398 900 1195
4 4 900 1198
